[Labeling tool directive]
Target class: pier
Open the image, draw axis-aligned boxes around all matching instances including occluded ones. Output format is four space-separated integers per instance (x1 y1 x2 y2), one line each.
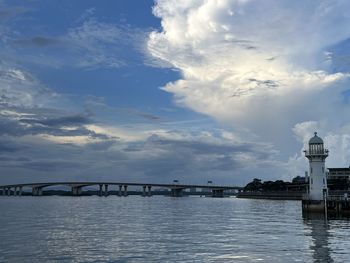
302 193 350 218
0 182 242 198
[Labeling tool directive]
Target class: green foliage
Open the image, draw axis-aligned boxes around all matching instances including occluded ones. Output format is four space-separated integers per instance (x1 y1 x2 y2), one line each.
244 178 289 192
244 178 262 191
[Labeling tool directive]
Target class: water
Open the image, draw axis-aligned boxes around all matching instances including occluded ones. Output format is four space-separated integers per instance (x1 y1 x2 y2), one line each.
0 196 349 262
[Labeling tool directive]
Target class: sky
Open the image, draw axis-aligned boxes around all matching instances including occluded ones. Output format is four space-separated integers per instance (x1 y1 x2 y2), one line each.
1 0 350 186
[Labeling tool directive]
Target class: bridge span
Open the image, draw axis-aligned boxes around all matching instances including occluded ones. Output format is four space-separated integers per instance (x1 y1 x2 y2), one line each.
0 182 243 197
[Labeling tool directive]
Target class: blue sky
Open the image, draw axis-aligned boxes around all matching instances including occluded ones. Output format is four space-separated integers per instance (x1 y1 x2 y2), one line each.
3 1 177 114
1 0 350 185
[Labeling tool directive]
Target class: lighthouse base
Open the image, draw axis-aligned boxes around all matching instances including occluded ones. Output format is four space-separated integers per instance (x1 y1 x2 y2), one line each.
302 200 325 213
302 198 350 219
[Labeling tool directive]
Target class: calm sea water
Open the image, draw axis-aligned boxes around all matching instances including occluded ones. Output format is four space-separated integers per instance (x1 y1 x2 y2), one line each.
0 196 349 263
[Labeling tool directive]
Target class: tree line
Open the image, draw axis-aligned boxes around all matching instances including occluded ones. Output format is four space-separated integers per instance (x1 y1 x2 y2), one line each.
244 176 305 192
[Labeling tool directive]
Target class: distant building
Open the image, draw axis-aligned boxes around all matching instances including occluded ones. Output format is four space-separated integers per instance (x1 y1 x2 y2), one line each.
327 167 350 180
327 167 350 190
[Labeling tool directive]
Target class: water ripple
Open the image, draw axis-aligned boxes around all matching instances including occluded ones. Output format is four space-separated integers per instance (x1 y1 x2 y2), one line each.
0 196 349 262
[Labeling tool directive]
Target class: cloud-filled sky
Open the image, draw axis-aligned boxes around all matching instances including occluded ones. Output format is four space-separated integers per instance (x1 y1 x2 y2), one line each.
1 0 350 185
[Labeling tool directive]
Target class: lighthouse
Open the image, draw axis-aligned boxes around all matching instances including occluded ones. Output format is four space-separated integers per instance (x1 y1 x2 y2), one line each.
304 132 328 200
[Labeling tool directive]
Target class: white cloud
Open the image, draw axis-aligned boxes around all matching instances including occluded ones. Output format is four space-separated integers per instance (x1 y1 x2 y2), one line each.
0 65 57 108
148 0 350 177
67 18 127 68
1 8 147 70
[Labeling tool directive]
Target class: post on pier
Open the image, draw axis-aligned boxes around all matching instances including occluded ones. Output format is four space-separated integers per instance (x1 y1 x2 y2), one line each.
19 186 22 196
1 187 5 196
142 185 147 197
104 184 109 197
118 185 122 196
14 187 18 196
123 185 128 196
147 185 152 197
7 187 11 196
99 184 103 197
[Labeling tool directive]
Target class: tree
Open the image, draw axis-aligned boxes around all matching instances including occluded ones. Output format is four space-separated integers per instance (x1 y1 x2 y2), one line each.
244 179 288 192
244 178 263 191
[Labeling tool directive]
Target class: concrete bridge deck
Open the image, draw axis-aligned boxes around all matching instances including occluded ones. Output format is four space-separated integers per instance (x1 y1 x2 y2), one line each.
0 182 243 197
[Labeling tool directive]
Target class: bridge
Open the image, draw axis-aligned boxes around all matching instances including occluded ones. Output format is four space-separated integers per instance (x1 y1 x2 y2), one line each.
0 182 243 197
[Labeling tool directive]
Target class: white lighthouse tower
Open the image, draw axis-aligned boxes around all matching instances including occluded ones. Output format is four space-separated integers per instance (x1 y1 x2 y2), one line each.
304 132 328 200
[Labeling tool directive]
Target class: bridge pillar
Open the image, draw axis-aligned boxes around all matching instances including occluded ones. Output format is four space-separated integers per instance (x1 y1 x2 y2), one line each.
98 184 103 197
118 185 122 196
72 186 82 196
104 184 109 197
19 186 22 196
123 185 128 196
7 187 11 196
171 188 183 197
1 187 5 196
212 189 224 198
32 187 43 196
147 185 152 197
142 185 147 197
14 187 17 196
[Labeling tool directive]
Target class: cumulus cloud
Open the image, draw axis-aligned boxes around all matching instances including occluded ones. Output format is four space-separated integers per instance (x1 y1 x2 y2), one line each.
147 0 350 176
148 0 350 127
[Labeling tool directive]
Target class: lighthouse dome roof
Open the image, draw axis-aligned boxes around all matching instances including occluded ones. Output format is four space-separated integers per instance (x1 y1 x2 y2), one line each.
309 132 323 144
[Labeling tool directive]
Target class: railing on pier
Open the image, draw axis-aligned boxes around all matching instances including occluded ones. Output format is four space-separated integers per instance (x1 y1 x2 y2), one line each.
327 195 349 201
302 192 350 201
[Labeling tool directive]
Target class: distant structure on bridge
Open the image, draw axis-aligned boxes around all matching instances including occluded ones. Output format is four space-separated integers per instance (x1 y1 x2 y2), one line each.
0 181 242 198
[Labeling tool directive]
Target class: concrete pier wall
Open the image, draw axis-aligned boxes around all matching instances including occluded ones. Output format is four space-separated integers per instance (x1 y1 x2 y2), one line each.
302 197 350 218
237 191 304 200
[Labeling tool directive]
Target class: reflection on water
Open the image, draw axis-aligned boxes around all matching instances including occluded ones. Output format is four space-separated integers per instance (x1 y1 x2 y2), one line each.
0 196 350 262
304 217 333 263
303 212 350 263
